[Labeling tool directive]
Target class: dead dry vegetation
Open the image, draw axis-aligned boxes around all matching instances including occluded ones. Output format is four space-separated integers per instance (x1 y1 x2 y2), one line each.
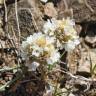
0 0 96 96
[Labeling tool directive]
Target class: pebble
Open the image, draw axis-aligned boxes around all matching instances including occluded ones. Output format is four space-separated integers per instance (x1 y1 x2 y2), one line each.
44 2 57 18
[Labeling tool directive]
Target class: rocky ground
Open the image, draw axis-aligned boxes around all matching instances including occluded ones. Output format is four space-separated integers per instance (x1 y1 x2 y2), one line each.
0 0 96 96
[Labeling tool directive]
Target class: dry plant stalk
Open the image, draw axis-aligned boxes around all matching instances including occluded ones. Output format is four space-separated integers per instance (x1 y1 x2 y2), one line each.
15 0 21 51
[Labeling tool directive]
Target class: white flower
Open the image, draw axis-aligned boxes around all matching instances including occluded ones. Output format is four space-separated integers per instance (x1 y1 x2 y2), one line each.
20 52 28 60
27 62 40 71
21 32 60 65
26 35 33 45
32 50 40 57
64 17 75 26
45 85 54 96
46 36 56 44
64 39 80 52
47 50 60 64
59 18 77 39
40 0 48 3
21 41 28 51
64 41 75 52
43 19 57 36
31 45 43 57
73 38 80 45
56 40 63 49
43 17 79 51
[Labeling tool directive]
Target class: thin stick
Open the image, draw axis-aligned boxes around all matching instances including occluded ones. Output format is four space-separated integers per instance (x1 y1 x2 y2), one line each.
15 0 21 69
84 0 94 13
4 0 7 23
62 0 73 18
15 0 21 52
0 40 4 56
63 0 68 11
51 68 96 81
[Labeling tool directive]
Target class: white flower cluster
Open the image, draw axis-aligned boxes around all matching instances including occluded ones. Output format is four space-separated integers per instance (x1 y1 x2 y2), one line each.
43 18 80 51
22 32 60 71
21 17 80 71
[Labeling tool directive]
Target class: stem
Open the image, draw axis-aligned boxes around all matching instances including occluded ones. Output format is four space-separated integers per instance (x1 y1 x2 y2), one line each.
53 84 58 96
0 66 20 72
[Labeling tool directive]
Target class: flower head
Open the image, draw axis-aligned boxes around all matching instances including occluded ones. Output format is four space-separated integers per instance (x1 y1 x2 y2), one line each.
46 50 60 64
21 32 60 66
43 17 80 50
43 19 57 36
64 39 80 52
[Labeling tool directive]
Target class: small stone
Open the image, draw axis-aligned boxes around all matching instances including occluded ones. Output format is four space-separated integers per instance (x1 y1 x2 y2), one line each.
78 60 90 73
44 3 57 18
